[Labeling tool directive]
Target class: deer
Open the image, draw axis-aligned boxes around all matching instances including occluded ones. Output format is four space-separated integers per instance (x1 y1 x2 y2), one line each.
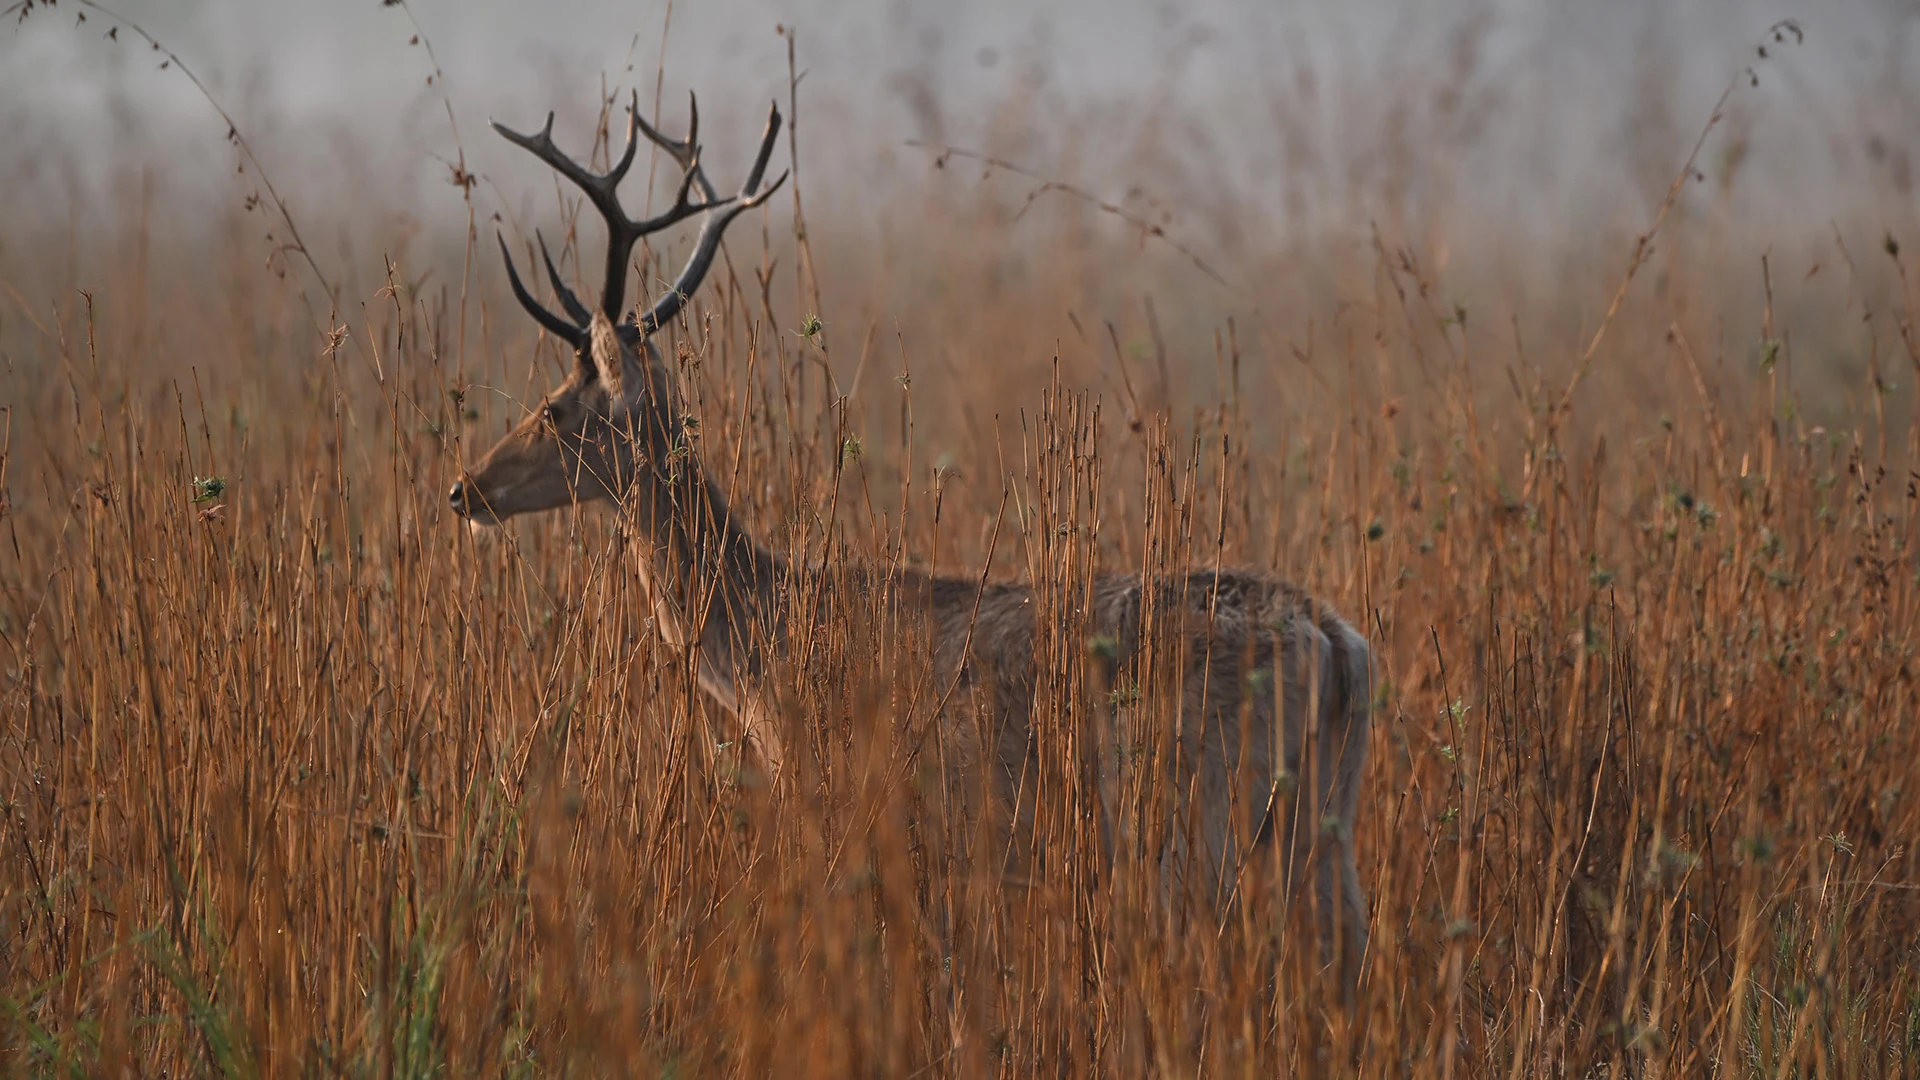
450 89 1374 996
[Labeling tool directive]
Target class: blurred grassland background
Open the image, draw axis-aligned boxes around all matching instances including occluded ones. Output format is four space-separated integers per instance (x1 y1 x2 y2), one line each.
2 0 1919 1075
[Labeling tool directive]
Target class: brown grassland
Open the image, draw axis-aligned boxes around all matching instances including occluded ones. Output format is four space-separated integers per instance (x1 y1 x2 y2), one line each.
3 14 1920 1078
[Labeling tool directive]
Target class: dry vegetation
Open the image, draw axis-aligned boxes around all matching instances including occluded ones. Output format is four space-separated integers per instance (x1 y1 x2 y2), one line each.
4 12 1920 1078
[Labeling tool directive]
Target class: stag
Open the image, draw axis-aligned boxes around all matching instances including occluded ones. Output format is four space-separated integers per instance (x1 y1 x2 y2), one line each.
451 91 1374 993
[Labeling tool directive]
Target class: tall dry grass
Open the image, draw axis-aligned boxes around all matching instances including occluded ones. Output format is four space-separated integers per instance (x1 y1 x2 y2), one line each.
4 15 1920 1078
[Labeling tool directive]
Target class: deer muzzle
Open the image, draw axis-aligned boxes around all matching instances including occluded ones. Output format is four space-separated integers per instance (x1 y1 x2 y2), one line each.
448 477 498 524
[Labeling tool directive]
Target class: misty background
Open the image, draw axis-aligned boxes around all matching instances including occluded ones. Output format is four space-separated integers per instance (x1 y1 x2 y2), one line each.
0 0 1916 426
4 1 1913 243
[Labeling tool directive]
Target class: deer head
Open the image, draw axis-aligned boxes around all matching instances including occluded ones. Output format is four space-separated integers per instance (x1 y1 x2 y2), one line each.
451 92 785 525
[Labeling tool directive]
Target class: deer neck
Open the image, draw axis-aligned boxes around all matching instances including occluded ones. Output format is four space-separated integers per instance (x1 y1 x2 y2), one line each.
618 361 786 718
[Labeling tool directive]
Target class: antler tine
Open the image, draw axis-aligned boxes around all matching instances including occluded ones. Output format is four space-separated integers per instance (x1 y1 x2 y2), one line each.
729 100 789 213
496 232 588 349
604 92 643 190
621 89 734 240
535 231 592 325
636 102 789 336
632 90 720 204
491 110 614 210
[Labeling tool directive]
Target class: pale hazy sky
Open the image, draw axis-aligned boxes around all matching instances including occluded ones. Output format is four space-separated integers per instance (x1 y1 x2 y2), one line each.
0 0 1914 239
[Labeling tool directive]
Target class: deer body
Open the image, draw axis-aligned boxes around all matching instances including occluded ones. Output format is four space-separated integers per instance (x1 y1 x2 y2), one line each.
451 90 1372 992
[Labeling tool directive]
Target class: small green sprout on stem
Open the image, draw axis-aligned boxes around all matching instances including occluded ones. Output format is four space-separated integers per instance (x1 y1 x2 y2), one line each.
664 421 699 481
1588 553 1615 588
191 476 226 504
795 314 824 345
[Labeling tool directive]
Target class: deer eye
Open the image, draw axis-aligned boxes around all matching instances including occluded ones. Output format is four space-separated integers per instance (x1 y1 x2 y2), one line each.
542 402 564 426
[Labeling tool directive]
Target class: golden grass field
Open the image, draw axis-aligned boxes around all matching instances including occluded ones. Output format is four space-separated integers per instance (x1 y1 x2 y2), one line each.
4 12 1920 1077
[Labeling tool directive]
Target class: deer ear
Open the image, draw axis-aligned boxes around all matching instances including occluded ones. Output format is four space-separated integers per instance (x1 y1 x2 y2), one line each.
588 312 642 402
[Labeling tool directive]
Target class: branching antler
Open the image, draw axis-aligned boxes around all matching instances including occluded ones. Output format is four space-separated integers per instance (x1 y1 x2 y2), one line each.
492 89 788 352
636 103 787 335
